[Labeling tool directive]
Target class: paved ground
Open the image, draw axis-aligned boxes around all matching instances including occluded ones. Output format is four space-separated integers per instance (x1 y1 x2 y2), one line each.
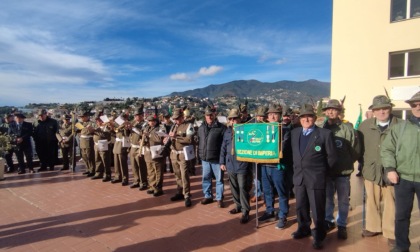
1 162 419 252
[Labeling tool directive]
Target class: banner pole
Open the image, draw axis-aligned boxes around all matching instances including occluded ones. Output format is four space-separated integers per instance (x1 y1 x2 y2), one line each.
255 162 259 229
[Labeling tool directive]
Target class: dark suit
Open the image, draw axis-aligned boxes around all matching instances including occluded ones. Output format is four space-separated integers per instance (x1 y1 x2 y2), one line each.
291 126 337 241
8 121 34 172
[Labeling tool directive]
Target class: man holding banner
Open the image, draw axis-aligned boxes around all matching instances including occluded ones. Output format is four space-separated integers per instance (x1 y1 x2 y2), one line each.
258 104 292 230
290 104 337 250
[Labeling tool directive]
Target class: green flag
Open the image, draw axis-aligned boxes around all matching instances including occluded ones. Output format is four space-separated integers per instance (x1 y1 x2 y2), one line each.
354 104 362 130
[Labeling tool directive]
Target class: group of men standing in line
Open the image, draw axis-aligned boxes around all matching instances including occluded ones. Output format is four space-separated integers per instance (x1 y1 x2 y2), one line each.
1 90 419 252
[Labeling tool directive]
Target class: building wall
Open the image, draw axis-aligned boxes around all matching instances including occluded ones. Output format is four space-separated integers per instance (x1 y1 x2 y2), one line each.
331 0 420 122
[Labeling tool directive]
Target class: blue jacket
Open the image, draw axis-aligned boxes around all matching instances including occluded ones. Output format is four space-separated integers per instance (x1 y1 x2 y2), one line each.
219 127 252 174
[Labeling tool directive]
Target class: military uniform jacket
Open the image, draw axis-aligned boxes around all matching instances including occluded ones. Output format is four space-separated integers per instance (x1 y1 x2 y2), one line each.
130 120 146 148
144 125 164 162
359 116 402 185
93 126 111 144
59 122 74 148
291 126 338 190
79 121 94 149
113 128 130 154
170 122 194 151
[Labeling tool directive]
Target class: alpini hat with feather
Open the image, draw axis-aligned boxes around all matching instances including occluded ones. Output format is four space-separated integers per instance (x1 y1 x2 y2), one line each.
405 91 420 104
322 99 342 111
134 104 144 115
267 104 282 114
368 95 394 110
299 104 316 117
172 108 184 119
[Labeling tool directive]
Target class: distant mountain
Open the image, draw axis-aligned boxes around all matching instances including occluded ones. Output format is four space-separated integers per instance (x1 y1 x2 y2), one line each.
168 79 330 105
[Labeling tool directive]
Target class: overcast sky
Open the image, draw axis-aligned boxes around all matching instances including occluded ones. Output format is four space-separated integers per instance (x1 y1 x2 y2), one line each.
0 0 332 106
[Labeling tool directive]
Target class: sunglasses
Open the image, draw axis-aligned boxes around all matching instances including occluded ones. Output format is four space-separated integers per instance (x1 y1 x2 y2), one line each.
410 103 420 108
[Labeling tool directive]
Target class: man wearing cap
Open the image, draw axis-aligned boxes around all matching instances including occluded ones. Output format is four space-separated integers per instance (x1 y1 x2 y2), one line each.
197 105 226 208
58 114 75 171
1 114 17 173
33 109 59 172
250 105 268 203
239 103 252 123
161 111 174 173
322 99 358 240
142 115 165 197
220 108 253 224
359 95 402 245
258 104 293 230
77 111 95 176
91 116 112 181
112 114 131 186
165 108 195 207
291 104 337 249
381 91 420 252
128 106 148 189
8 113 34 174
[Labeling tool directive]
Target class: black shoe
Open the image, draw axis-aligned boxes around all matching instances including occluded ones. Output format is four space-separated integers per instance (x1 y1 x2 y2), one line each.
6 168 15 173
291 229 311 239
102 177 111 182
312 239 323 250
122 181 129 186
229 208 241 215
337 226 347 240
258 212 276 222
111 179 122 184
82 171 90 175
147 189 154 194
153 191 163 197
130 183 140 189
185 197 192 207
240 212 250 224
139 185 148 191
200 198 213 205
38 167 47 172
324 220 336 232
170 194 184 201
86 172 95 177
91 175 103 180
18 170 26 174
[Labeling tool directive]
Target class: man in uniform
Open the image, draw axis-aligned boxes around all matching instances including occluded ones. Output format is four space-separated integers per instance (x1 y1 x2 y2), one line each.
161 111 174 173
322 99 358 240
58 114 75 171
9 113 34 174
33 109 59 172
198 105 226 208
91 115 112 181
129 106 148 190
78 111 95 176
165 108 195 207
112 114 131 186
359 95 402 247
291 104 337 249
143 115 165 196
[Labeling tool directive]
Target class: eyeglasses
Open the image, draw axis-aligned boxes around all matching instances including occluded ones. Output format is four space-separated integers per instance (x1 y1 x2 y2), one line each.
410 103 420 108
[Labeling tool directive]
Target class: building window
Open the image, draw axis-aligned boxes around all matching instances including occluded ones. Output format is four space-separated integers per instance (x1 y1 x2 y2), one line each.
389 49 420 78
391 0 420 21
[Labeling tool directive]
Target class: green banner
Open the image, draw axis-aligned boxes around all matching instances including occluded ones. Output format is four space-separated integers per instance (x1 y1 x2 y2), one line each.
234 123 282 163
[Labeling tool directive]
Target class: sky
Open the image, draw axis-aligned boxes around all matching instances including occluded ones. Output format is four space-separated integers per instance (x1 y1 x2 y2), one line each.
0 0 333 106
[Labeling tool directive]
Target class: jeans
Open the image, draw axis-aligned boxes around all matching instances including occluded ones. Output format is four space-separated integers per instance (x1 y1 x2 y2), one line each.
325 176 350 227
202 161 224 200
394 178 420 250
261 165 289 218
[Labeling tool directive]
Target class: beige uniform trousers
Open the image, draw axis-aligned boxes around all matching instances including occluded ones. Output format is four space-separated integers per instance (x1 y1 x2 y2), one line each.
144 151 163 193
364 179 395 239
170 152 191 198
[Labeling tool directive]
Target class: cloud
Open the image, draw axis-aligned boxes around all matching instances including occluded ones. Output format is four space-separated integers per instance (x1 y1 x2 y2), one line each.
198 65 223 76
275 58 288 65
170 73 190 81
